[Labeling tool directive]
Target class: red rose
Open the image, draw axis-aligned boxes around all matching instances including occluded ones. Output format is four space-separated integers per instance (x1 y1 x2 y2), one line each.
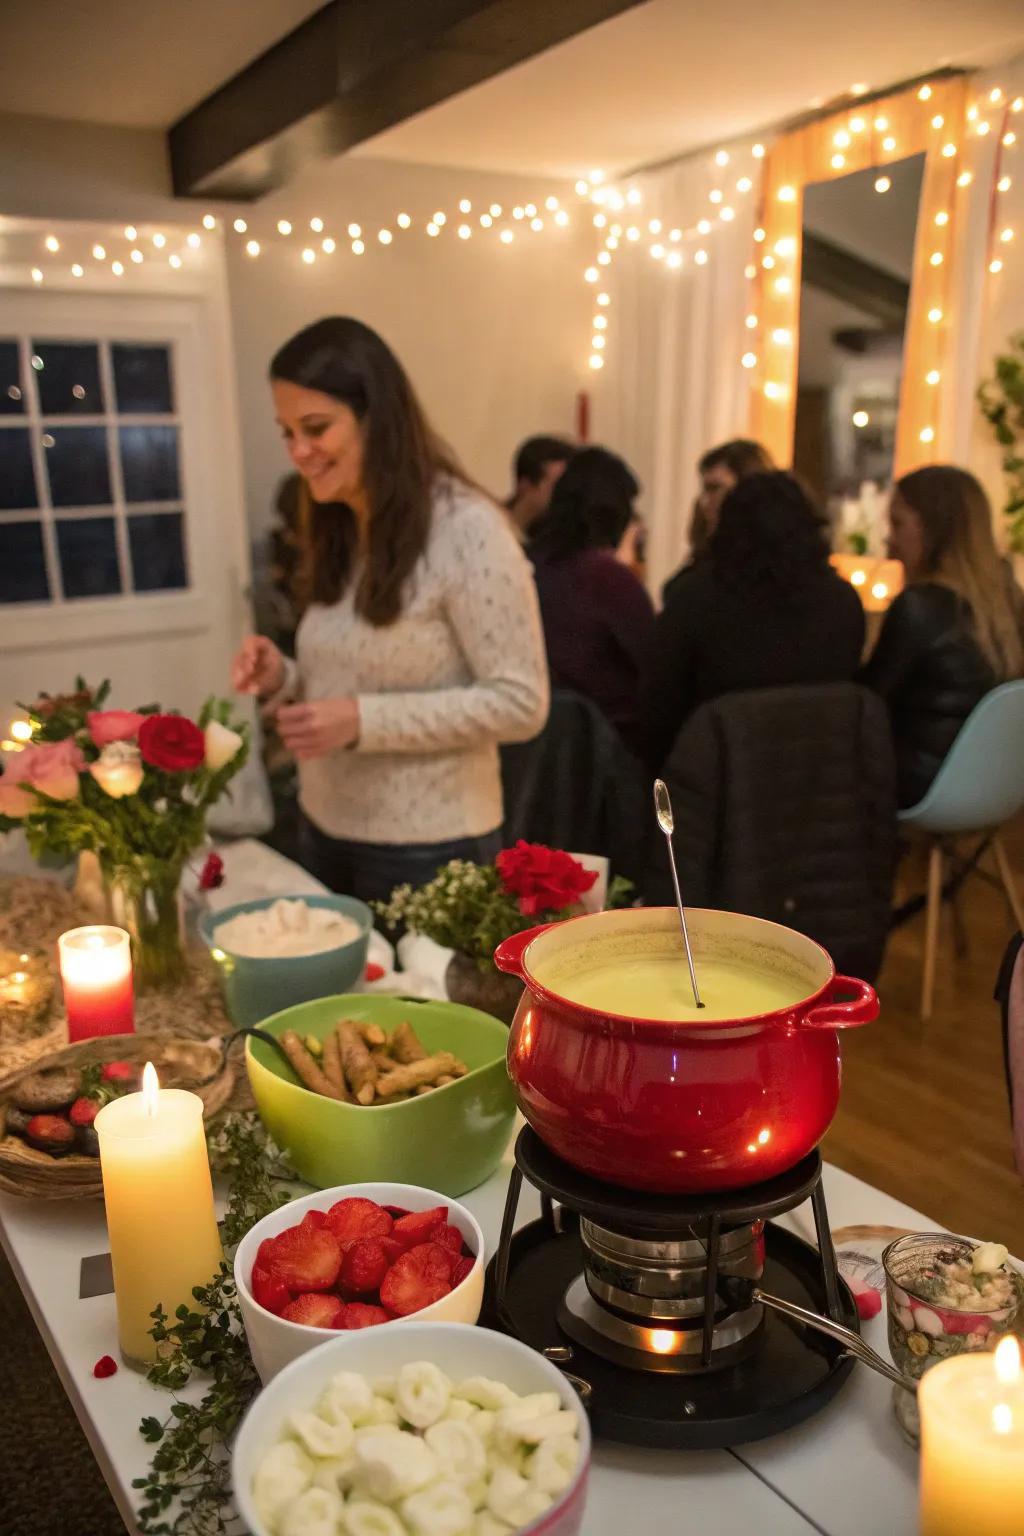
496 841 599 917
199 851 225 891
138 713 205 772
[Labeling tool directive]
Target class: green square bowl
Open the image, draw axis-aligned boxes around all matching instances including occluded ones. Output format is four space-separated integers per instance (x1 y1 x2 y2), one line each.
245 994 517 1196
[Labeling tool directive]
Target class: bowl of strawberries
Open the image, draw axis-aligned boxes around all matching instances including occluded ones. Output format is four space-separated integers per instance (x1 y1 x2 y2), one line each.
235 1182 486 1381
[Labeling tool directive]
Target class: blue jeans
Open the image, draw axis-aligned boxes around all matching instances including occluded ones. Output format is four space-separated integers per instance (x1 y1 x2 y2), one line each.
298 816 502 910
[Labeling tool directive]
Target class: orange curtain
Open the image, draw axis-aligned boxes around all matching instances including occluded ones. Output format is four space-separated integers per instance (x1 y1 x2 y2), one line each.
749 78 969 473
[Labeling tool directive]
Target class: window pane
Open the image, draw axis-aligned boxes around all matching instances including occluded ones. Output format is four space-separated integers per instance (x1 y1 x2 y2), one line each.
44 425 112 506
128 511 188 591
119 424 180 501
57 517 121 598
0 341 24 415
112 344 174 413
32 341 104 414
0 521 49 603
0 428 38 509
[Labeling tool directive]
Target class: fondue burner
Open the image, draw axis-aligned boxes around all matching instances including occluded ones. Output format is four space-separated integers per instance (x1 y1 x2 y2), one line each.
482 1128 859 1449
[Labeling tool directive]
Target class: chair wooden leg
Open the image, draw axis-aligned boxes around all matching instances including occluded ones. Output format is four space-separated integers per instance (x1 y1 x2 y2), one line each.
922 842 943 1021
992 834 1024 932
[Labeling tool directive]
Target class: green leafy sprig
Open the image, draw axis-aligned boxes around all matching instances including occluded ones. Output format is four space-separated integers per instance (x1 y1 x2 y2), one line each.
978 332 1024 553
133 1114 293 1536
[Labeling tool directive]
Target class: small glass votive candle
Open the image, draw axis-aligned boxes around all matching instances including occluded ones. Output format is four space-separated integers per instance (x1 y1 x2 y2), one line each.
58 925 135 1041
883 1233 1024 1444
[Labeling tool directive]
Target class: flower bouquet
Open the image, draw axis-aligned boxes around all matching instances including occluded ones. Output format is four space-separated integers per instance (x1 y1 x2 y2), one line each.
377 842 622 1023
0 679 248 990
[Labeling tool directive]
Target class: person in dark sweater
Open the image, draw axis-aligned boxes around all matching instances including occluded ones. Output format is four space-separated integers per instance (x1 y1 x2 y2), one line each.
644 471 865 772
862 465 1024 808
528 447 655 758
662 438 775 605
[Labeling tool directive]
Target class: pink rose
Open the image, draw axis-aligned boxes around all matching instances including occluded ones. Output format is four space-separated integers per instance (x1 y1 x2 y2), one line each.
0 778 35 817
87 709 146 748
14 738 85 801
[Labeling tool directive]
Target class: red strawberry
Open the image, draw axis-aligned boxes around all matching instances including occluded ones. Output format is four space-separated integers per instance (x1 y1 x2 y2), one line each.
435 1224 465 1257
336 1302 390 1329
281 1293 345 1329
391 1206 448 1250
364 962 386 982
380 1243 453 1317
325 1197 393 1246
381 1237 405 1266
265 1225 342 1291
301 1209 328 1230
340 1238 390 1295
251 1264 292 1316
101 1061 137 1084
69 1097 100 1127
256 1237 278 1270
384 1206 411 1220
451 1255 476 1288
92 1355 118 1379
24 1114 76 1155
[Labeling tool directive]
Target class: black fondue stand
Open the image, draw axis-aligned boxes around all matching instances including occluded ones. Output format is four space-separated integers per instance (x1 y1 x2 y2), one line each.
483 1127 860 1449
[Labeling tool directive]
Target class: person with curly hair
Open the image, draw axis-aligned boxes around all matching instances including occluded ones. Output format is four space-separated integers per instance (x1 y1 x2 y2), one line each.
643 471 864 771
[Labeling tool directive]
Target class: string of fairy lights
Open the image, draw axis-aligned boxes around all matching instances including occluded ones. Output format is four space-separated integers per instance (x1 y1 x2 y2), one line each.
18 76 1021 388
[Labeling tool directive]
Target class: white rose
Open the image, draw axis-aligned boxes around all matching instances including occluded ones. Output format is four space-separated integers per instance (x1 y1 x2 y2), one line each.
204 719 244 772
89 741 144 799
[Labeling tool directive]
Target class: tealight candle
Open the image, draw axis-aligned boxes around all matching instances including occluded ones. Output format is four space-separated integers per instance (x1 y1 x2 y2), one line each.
58 925 134 1040
919 1336 1024 1534
95 1063 223 1365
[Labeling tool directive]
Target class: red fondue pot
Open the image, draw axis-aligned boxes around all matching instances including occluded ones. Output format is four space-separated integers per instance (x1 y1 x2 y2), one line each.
494 907 878 1194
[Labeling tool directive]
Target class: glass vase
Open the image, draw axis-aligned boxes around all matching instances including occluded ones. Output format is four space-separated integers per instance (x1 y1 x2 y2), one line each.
104 861 189 992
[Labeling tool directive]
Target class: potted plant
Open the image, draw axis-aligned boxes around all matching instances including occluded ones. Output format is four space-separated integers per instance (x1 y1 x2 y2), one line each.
377 842 609 1024
0 679 248 991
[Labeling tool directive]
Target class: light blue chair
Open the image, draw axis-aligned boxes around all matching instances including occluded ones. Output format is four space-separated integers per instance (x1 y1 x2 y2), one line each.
898 680 1024 1019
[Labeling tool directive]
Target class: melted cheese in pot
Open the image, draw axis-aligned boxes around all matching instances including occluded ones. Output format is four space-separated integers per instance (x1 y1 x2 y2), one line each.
538 955 805 1021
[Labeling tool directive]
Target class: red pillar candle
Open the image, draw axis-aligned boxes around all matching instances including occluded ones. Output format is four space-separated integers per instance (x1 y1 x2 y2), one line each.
58 925 135 1041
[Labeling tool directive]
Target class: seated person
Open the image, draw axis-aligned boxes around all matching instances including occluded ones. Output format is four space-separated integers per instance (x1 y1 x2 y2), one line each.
663 437 774 604
528 447 654 759
862 465 1024 808
505 434 576 540
644 471 864 771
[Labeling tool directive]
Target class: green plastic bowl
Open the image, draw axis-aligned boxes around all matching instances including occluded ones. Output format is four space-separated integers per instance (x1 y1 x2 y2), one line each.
245 994 516 1196
200 894 372 1027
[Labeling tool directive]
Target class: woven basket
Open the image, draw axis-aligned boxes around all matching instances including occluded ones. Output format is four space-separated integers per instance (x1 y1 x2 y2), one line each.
0 1035 233 1199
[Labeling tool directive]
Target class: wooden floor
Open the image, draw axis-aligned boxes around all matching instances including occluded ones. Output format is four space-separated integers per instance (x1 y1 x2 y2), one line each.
823 816 1024 1254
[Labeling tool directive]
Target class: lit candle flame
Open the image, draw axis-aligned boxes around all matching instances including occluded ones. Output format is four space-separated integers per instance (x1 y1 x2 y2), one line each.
992 1402 1014 1435
995 1335 1021 1385
142 1061 160 1118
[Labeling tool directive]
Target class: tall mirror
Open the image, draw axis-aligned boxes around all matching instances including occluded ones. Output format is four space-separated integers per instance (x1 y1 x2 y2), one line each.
793 155 925 549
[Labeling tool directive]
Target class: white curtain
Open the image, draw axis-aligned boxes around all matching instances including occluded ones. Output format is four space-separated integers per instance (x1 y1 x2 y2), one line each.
590 152 758 599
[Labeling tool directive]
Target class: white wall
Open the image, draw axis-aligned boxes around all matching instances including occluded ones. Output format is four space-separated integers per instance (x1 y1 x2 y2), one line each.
0 112 175 222
226 155 594 541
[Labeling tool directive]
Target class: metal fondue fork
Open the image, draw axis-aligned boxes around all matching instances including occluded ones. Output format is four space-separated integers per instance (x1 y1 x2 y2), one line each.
653 779 703 1010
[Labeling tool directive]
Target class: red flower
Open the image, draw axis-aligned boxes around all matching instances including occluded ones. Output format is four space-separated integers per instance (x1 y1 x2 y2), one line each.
138 714 205 772
199 851 225 891
496 841 599 917
92 1354 118 1378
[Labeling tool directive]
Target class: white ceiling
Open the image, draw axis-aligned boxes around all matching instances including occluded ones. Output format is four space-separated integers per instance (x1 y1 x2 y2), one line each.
358 0 1024 177
0 0 324 128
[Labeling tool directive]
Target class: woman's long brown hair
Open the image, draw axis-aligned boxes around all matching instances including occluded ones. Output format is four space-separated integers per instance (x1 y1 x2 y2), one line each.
270 317 466 626
896 465 1024 679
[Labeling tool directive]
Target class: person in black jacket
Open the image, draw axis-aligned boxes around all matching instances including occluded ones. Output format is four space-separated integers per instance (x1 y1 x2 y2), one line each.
643 472 865 772
662 438 774 605
862 465 1024 808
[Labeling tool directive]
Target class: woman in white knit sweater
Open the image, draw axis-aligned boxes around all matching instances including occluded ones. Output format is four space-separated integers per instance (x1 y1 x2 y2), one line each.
232 317 549 905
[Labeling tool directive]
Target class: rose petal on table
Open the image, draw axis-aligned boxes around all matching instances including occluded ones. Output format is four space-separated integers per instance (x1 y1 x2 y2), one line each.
93 1354 118 1378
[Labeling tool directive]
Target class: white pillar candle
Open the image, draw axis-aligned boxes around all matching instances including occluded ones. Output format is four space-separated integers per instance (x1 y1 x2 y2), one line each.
919 1336 1024 1534
94 1063 222 1365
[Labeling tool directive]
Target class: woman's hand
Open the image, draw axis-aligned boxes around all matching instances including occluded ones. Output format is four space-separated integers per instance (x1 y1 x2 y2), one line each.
232 635 286 698
276 699 361 760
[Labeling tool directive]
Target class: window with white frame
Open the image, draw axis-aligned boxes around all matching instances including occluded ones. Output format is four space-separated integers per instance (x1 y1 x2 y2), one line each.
0 336 189 604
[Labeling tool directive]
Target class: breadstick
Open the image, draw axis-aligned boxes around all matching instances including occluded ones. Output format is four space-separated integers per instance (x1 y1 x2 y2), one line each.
391 1020 428 1065
280 1030 344 1100
357 1021 386 1049
321 1032 351 1099
415 1083 435 1096
370 1048 398 1074
337 1020 377 1105
375 1052 461 1099
435 1074 455 1087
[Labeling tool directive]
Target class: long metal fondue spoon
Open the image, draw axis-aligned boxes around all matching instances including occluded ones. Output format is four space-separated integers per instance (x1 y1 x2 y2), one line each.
653 779 703 1009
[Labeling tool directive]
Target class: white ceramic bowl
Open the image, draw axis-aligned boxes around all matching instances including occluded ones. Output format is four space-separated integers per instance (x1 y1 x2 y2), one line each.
235 1182 486 1382
233 1320 591 1536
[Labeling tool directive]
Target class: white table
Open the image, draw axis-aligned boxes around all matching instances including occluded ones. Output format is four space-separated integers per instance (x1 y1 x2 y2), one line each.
0 1153 926 1536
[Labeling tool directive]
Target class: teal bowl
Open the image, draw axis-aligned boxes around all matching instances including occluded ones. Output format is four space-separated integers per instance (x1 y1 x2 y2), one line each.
245 994 516 1196
200 894 372 1027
